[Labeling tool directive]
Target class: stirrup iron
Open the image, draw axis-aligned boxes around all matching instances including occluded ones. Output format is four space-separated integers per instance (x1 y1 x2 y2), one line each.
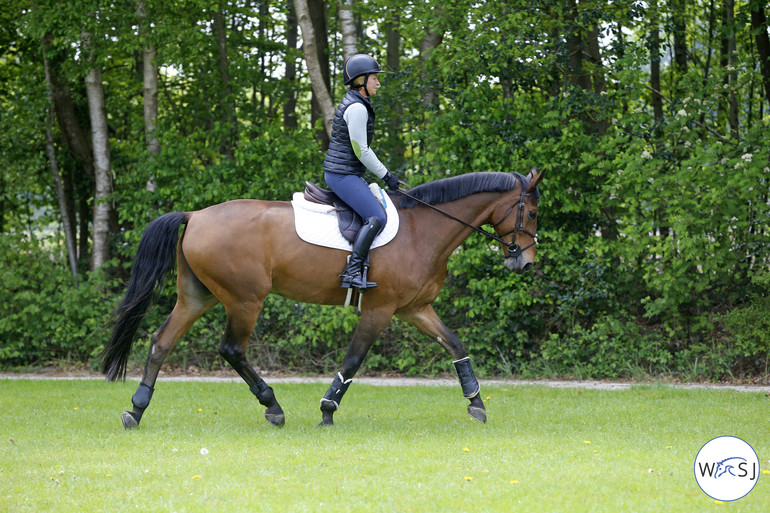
340 255 377 290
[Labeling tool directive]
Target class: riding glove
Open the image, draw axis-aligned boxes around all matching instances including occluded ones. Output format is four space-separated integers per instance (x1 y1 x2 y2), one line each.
383 172 400 191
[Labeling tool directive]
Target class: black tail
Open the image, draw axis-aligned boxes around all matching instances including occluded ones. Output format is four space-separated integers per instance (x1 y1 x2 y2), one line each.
101 212 189 381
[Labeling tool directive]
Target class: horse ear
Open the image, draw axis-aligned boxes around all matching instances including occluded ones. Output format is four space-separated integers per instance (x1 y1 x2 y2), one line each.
527 167 544 193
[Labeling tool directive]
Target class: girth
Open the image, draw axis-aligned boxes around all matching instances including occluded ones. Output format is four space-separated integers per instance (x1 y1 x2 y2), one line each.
303 181 364 244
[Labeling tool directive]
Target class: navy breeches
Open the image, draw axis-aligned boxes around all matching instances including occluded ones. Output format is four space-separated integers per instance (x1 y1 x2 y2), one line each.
324 172 387 228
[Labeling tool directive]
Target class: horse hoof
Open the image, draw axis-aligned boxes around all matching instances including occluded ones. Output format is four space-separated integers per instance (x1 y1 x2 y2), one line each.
317 419 334 427
265 412 285 427
121 411 139 430
467 406 487 424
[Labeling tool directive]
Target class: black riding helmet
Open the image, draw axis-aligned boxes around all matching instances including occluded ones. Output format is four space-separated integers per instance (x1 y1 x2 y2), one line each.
343 54 384 88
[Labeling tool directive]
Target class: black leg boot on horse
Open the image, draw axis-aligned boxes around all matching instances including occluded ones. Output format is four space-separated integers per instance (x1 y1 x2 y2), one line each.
340 217 383 290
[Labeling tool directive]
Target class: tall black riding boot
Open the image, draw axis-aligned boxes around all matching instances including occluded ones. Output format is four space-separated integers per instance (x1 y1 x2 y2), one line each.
340 216 383 290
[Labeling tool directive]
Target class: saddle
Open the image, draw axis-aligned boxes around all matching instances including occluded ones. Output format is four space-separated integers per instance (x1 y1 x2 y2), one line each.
303 181 363 244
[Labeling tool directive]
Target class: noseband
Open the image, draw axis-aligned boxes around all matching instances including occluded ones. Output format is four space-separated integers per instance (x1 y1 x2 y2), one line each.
395 175 537 260
489 186 538 259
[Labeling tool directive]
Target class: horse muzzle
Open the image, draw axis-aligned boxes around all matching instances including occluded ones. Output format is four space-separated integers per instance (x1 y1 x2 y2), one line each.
504 256 533 274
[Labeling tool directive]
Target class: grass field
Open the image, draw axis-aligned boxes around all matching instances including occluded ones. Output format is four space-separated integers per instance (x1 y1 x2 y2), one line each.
0 379 768 512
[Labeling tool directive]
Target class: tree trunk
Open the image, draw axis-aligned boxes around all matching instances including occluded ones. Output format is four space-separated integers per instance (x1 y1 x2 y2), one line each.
565 1 606 133
565 0 590 91
42 48 78 279
672 0 688 74
295 0 334 138
339 0 357 61
257 0 269 126
0 171 4 234
418 5 445 112
284 0 299 129
725 0 739 138
83 34 113 272
309 0 331 147
213 3 238 160
386 12 404 171
44 38 95 194
585 23 607 134
78 195 89 262
585 25 605 94
138 0 160 191
750 1 770 107
41 34 82 260
649 0 663 122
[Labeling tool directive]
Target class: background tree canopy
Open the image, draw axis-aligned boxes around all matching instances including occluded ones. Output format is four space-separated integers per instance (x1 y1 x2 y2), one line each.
1 0 768 380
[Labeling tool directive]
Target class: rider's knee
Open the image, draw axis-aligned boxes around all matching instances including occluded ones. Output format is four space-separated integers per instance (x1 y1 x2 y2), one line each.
365 215 385 233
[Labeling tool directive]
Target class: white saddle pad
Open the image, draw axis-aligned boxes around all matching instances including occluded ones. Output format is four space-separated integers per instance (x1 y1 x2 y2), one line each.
291 183 399 251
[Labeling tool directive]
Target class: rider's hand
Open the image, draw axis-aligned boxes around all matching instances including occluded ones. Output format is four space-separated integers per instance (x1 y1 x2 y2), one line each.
383 172 400 191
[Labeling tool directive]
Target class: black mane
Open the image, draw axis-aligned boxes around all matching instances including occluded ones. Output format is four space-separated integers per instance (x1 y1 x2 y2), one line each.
397 172 528 209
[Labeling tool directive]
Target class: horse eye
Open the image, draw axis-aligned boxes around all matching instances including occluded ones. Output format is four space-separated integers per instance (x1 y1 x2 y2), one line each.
528 211 538 221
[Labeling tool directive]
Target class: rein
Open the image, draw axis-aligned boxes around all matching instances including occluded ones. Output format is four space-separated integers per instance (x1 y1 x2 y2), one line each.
394 176 537 258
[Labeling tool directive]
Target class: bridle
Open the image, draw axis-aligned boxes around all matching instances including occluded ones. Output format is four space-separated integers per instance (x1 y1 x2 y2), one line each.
395 175 538 259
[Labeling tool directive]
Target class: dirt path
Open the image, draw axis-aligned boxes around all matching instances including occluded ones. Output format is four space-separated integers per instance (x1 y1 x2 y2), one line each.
2 371 769 393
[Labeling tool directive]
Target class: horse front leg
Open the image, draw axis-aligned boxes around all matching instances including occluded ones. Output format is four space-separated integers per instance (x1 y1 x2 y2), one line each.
397 304 486 423
319 307 393 426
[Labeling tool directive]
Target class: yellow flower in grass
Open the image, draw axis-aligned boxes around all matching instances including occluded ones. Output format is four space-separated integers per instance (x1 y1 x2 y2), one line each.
193 475 202 480
584 440 591 445
464 476 473 482
763 470 770 475
510 480 519 485
462 447 470 452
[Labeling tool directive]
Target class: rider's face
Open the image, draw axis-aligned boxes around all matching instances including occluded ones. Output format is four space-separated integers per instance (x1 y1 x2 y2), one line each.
364 74 380 97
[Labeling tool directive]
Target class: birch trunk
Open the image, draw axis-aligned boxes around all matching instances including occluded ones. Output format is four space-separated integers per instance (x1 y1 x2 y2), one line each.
295 0 334 138
83 33 113 272
339 0 358 61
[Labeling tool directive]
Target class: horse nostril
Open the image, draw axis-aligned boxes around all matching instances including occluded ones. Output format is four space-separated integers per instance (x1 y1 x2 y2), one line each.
523 262 532 272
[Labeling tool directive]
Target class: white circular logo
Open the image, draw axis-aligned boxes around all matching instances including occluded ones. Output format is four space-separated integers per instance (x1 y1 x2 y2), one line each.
694 436 760 502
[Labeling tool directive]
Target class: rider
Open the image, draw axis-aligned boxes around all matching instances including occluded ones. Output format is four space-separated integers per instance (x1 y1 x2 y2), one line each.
323 54 401 290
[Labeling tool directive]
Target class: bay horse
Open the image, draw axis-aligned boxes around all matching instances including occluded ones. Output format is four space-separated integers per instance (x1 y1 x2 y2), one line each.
101 169 543 428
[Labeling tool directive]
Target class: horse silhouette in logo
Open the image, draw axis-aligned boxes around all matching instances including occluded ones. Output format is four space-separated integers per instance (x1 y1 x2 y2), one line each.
715 457 747 479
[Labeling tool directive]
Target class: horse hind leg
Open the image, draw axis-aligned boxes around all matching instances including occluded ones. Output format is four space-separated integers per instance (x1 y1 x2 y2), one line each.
218 303 285 427
122 293 217 429
319 306 394 426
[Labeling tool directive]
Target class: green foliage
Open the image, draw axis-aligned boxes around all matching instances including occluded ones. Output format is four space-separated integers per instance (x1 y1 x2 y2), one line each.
1 0 769 380
0 233 116 366
714 268 770 377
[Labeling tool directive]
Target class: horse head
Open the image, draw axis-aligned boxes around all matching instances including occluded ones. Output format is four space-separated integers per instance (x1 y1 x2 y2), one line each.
492 168 543 274
715 457 746 479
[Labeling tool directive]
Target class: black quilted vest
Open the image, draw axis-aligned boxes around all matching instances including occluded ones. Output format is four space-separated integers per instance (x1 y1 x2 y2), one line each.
323 90 375 176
